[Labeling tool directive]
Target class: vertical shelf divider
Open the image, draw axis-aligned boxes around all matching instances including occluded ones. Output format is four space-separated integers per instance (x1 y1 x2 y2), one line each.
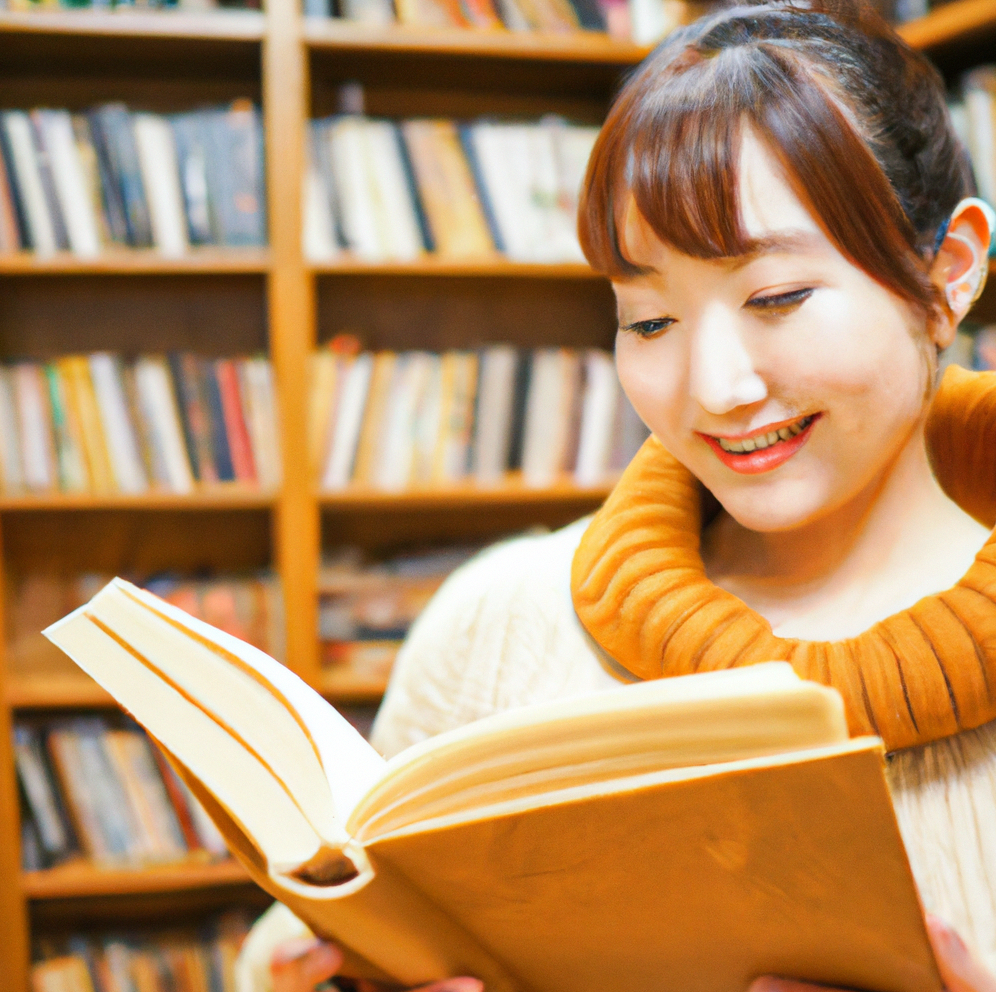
0 517 31 992
265 0 321 688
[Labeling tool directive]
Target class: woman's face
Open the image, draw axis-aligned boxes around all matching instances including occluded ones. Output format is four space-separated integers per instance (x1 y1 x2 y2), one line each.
613 131 936 533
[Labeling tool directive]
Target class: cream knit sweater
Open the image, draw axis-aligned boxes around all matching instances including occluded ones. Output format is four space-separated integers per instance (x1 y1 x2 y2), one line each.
236 518 996 990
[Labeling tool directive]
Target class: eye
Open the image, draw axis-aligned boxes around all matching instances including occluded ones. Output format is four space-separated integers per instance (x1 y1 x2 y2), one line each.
745 287 814 314
619 317 675 339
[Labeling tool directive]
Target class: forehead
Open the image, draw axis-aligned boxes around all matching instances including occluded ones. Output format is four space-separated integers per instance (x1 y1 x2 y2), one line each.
620 129 827 270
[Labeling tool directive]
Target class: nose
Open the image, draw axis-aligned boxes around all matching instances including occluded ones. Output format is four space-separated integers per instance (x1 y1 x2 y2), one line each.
688 307 767 415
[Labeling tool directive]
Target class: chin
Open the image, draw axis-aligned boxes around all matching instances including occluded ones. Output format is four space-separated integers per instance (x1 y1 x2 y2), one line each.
712 488 828 534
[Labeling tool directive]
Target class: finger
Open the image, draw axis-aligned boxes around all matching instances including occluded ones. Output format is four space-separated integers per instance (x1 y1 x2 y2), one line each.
926 914 996 992
271 941 344 987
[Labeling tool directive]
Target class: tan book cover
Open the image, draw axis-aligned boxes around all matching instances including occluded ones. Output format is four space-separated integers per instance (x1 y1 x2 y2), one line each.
46 579 940 992
352 351 397 485
402 121 495 258
57 356 114 494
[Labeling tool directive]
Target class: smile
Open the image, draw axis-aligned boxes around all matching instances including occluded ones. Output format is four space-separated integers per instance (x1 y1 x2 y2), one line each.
698 414 821 475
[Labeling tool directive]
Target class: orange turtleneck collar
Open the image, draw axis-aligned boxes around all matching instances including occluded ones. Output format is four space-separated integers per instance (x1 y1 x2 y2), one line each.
571 366 996 753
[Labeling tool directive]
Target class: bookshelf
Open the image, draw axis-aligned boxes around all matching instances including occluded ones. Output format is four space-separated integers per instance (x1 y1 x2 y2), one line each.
0 3 993 990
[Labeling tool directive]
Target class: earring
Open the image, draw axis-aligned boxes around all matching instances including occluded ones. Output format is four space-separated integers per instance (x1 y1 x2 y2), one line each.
944 197 994 312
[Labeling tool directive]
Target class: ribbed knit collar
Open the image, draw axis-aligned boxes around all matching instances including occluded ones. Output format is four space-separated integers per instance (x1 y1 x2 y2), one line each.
571 366 996 752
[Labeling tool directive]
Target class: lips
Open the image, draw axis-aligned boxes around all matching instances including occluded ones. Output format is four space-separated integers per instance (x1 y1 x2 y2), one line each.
698 413 821 475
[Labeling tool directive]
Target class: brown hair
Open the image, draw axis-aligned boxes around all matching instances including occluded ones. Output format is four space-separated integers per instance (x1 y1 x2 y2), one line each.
578 0 973 312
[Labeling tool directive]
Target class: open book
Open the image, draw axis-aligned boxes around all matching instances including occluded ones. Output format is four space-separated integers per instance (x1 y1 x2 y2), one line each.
45 578 940 992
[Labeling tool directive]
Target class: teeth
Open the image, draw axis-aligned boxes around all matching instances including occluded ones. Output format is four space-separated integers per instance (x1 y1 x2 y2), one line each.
715 415 813 454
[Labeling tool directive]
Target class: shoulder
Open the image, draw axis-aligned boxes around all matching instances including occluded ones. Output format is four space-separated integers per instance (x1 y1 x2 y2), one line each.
370 517 620 758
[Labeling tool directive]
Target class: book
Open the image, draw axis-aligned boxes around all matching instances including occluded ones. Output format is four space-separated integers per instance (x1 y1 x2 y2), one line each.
2 111 59 256
205 101 267 247
46 579 941 992
133 113 190 257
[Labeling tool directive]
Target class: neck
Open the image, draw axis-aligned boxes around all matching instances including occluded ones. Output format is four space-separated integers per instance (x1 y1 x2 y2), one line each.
702 420 988 638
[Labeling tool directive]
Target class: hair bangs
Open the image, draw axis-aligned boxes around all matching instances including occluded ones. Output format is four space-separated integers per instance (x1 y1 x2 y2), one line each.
578 1 963 314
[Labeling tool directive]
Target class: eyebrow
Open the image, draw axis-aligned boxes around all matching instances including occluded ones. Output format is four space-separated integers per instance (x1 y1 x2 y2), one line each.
724 229 827 270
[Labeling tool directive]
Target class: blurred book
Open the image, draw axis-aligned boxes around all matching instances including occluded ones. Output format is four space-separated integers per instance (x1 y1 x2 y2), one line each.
29 910 257 992
304 114 599 264
0 352 280 496
310 340 649 492
0 102 265 258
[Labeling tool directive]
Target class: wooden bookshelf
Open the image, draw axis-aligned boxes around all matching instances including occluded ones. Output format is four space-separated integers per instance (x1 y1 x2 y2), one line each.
0 489 276 512
22 859 252 901
0 4 993 991
0 249 271 276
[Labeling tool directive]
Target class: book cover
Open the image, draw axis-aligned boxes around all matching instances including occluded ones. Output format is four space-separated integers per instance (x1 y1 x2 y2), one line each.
88 104 153 248
34 110 101 258
206 102 267 247
45 582 942 992
214 358 257 483
27 111 70 252
201 360 236 482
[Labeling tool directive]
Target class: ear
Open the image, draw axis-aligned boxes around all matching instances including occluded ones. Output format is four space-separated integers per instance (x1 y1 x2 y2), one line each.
928 198 993 350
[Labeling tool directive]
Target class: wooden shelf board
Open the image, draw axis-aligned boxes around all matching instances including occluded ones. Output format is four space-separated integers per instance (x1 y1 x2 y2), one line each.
22 858 252 900
312 256 602 278
7 673 114 710
0 249 271 276
321 667 390 701
318 479 614 510
0 9 265 41
898 0 996 49
0 489 276 512
304 20 649 64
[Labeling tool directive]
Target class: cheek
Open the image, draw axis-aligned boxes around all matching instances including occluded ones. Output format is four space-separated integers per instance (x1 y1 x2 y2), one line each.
614 334 688 435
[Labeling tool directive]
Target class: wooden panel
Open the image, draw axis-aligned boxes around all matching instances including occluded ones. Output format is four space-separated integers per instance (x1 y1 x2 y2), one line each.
0 24 261 112
0 249 270 275
1 508 272 575
265 0 321 688
321 496 605 553
0 274 268 359
0 519 31 992
317 273 617 351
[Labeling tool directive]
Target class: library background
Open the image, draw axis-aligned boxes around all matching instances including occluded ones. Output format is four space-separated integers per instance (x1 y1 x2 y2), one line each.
0 0 994 987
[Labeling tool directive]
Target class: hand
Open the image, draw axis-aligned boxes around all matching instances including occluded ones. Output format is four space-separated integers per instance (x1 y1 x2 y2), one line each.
748 915 996 992
269 936 483 992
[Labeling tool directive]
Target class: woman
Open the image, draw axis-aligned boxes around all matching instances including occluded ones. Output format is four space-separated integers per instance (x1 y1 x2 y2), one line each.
238 1 996 988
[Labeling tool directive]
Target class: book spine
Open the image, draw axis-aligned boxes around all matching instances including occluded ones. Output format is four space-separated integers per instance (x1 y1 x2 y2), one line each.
201 360 236 482
214 358 257 483
12 363 57 492
58 356 115 495
132 113 189 258
457 124 506 255
0 124 23 251
13 726 76 866
36 110 101 258
92 104 153 248
239 357 281 489
322 352 373 490
88 352 148 494
70 115 111 250
84 109 130 246
27 111 70 252
2 111 58 255
171 352 218 483
43 363 89 492
0 366 25 492
134 357 195 494
169 112 215 246
207 102 267 247
352 351 397 484
0 114 31 249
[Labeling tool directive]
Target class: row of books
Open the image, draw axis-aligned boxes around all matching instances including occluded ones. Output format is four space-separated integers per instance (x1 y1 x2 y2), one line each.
309 341 649 491
30 911 255 992
951 69 996 211
304 0 704 45
0 102 266 258
319 542 481 686
0 353 280 495
944 325 996 373
17 715 229 869
305 115 598 264
7 572 285 678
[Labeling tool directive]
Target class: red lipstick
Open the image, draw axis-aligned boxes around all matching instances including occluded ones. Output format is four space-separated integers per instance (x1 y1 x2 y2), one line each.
698 414 821 475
